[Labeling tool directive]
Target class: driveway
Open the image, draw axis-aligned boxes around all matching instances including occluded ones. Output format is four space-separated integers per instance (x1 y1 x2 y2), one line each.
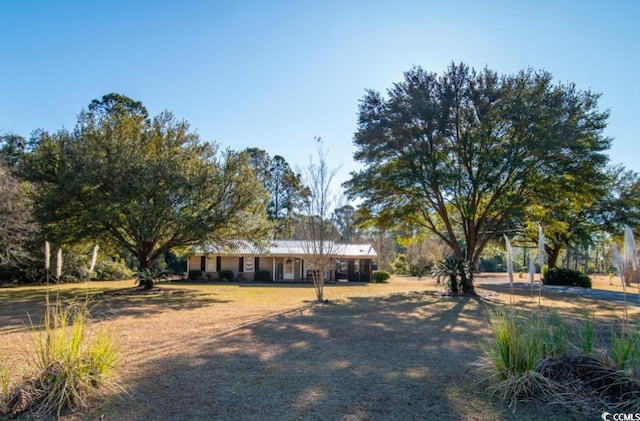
474 277 640 307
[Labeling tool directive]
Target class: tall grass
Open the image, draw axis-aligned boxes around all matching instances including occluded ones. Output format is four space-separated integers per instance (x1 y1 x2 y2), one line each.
611 323 640 376
478 309 640 413
1 298 120 418
480 309 571 382
578 311 595 355
0 364 9 399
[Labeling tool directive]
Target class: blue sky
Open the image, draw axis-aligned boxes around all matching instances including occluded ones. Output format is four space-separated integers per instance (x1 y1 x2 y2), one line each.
1 1 638 190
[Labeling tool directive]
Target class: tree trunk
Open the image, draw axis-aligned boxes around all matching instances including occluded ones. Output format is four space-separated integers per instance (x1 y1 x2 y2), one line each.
449 274 458 294
137 255 151 270
461 269 475 294
624 270 633 288
137 252 154 289
449 246 466 294
547 247 561 269
313 273 324 302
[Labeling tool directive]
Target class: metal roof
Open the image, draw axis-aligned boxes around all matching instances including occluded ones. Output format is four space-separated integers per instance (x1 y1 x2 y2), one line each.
196 240 376 258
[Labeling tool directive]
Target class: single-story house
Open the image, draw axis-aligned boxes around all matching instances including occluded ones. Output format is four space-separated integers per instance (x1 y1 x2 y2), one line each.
188 240 377 282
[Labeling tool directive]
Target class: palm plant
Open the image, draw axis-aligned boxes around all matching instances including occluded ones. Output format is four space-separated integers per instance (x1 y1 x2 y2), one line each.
137 268 160 289
432 257 468 293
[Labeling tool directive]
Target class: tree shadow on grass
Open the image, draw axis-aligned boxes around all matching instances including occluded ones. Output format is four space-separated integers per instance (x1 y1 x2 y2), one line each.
92 293 578 421
0 286 231 335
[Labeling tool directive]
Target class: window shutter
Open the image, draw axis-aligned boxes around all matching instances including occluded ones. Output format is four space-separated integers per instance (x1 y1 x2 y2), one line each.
239 257 244 272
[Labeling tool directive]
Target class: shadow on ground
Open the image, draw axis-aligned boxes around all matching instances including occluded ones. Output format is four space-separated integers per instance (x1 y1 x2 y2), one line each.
91 293 581 421
0 286 230 335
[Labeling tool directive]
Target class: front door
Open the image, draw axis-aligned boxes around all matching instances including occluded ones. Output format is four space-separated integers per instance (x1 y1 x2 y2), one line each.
284 258 295 280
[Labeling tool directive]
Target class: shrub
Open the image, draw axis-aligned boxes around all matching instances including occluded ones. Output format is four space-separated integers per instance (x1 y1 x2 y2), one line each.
542 267 592 288
391 254 411 275
187 269 202 280
254 270 272 282
95 259 134 281
372 270 390 283
218 270 234 282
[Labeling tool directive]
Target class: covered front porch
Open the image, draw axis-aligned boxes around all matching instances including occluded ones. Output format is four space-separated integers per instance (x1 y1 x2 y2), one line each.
188 240 376 283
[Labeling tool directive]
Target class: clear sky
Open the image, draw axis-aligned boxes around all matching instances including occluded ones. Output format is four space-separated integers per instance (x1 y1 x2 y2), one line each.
1 1 638 190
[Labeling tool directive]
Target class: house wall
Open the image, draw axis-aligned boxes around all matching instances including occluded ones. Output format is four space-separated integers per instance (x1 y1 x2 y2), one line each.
187 255 222 274
187 255 200 273
346 258 373 282
187 254 373 282
218 256 236 273
259 256 275 279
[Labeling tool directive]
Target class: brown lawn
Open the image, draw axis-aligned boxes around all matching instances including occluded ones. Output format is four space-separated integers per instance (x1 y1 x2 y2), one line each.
1 275 638 421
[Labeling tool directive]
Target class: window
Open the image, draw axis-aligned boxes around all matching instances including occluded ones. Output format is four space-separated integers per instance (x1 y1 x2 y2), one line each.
244 256 255 272
205 256 216 272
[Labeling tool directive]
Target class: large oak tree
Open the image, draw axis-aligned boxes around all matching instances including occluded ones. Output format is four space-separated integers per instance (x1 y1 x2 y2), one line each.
345 63 611 293
23 93 270 275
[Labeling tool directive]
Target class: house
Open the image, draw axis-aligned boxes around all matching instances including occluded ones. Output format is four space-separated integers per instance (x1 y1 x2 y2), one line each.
188 240 377 282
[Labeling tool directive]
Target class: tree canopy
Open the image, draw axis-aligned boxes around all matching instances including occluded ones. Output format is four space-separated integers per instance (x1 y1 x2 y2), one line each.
522 165 639 268
344 63 611 293
243 148 307 238
0 160 35 265
23 93 271 273
0 133 28 168
332 205 359 242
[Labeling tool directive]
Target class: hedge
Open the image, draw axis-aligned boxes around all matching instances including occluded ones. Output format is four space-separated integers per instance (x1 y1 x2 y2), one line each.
542 267 592 288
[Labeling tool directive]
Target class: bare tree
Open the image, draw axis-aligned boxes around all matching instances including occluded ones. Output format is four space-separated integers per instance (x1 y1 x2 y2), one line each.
298 138 341 302
0 160 35 265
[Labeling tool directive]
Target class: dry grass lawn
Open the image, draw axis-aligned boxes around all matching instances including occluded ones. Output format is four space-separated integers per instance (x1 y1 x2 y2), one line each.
1 275 638 420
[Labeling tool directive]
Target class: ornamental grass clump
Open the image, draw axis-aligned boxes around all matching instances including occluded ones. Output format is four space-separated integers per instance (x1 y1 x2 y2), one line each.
0 299 120 419
477 309 640 415
611 323 640 376
477 309 572 406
